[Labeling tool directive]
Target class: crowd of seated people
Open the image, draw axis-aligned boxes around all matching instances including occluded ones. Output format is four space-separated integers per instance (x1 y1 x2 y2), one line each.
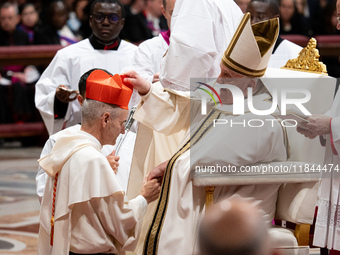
233 0 340 37
0 1 339 254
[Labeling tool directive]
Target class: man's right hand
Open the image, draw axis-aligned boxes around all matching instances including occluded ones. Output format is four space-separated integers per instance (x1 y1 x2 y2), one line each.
56 85 79 103
296 126 318 139
121 70 151 96
147 160 168 184
296 114 332 139
141 178 161 204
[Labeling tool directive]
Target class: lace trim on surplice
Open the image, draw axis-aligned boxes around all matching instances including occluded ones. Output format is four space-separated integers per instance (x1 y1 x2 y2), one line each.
316 199 340 229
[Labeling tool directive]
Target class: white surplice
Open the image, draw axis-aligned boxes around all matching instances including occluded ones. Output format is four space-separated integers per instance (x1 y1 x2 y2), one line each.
38 129 147 255
36 124 135 199
133 33 169 84
159 0 243 91
127 1 244 253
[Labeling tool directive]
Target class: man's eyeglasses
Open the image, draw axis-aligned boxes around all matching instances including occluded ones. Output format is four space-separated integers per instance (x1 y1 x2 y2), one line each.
91 13 120 24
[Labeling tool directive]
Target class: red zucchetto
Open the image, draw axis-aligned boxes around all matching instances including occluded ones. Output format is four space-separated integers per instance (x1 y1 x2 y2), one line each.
85 70 133 110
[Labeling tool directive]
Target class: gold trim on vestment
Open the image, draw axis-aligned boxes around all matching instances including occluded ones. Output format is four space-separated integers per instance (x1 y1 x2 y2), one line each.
143 109 221 255
222 56 267 77
272 115 291 160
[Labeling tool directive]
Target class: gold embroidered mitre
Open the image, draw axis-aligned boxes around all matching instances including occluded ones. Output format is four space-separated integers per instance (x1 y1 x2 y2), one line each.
222 13 279 77
282 38 328 75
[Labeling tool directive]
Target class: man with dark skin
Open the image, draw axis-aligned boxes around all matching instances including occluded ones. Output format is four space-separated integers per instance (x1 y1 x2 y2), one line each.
246 0 302 68
246 0 279 24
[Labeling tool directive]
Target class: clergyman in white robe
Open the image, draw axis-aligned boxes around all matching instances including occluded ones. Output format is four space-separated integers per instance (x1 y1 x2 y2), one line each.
125 1 243 254
133 31 170 84
133 80 288 255
36 124 135 199
38 129 147 255
35 37 138 196
159 0 243 91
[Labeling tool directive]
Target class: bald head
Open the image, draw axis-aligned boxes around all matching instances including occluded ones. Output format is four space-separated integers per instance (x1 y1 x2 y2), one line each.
199 197 274 255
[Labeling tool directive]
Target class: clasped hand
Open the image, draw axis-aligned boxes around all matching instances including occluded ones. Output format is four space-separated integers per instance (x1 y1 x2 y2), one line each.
56 85 79 103
297 114 332 139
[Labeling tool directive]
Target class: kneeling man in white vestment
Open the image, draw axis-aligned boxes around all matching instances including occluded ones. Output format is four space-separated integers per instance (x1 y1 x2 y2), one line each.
38 69 161 255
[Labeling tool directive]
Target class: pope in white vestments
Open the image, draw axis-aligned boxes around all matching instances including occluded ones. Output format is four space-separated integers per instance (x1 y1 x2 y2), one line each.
38 69 160 255
125 1 243 254
125 13 286 255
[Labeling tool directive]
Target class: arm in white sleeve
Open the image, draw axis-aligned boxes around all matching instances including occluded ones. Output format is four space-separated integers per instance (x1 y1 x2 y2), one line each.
35 51 71 135
133 35 168 84
160 0 242 89
133 82 191 135
36 136 56 199
91 194 147 252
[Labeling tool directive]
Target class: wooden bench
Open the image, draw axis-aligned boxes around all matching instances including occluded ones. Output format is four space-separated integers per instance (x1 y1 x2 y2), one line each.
0 44 63 66
0 122 47 138
0 45 63 141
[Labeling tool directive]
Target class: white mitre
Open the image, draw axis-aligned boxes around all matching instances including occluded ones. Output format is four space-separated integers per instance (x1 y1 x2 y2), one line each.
221 12 279 77
191 13 279 102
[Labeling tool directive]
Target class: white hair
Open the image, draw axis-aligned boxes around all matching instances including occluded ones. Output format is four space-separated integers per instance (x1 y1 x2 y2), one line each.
81 99 120 126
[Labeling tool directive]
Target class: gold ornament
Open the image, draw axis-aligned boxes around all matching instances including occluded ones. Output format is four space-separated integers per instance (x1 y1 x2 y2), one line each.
282 38 328 75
